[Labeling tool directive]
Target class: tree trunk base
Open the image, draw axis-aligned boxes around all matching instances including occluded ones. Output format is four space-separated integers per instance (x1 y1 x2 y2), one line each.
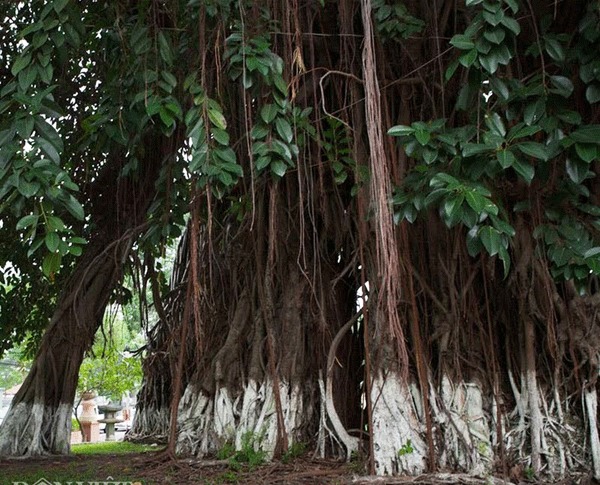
176 379 314 458
369 372 594 479
128 405 170 442
370 374 428 474
0 402 71 457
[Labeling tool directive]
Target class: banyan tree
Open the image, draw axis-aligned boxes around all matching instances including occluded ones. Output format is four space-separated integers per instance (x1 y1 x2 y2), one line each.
1 0 599 480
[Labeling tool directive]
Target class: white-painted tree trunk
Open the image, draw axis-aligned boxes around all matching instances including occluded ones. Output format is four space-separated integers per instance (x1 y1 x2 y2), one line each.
370 373 428 475
128 405 170 441
0 402 71 456
433 376 492 474
584 387 600 480
176 379 312 458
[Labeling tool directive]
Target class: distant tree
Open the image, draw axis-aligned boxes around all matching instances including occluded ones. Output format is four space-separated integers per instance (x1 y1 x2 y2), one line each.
77 316 143 403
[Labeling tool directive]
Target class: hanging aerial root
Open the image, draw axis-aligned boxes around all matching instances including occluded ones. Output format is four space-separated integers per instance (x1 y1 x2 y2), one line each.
324 311 362 461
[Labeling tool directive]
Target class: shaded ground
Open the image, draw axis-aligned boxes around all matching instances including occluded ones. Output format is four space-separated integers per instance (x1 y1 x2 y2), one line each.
1 452 593 484
1 452 356 484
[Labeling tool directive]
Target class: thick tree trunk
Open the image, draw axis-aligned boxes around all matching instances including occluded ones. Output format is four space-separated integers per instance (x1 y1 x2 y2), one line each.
0 238 128 456
0 132 172 456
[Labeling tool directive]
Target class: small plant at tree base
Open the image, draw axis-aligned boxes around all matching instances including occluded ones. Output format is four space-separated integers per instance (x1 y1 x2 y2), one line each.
217 441 236 460
397 439 414 457
281 441 306 464
523 466 536 481
218 471 240 484
348 450 367 474
217 431 267 471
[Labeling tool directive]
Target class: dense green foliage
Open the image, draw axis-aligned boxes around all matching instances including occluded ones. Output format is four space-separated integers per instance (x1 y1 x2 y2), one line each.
390 0 600 283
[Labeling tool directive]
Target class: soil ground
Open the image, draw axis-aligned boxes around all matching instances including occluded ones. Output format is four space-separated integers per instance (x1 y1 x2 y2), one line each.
1 452 593 485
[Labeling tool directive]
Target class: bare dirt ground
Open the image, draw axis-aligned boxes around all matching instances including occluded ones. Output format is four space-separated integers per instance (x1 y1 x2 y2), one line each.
0 453 593 485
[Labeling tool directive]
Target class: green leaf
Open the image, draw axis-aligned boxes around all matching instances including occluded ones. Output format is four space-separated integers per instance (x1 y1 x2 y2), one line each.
508 123 541 140
450 34 475 50
273 74 288 96
575 143 597 163
212 127 230 146
498 245 511 276
516 141 549 160
430 172 460 188
500 16 520 35
503 0 518 14
556 110 581 125
388 125 415 137
483 8 504 26
275 118 293 144
445 59 460 81
251 124 269 140
260 104 278 124
53 0 69 14
512 159 534 184
255 156 270 171
159 106 175 127
465 190 488 213
549 75 574 98
214 146 237 165
271 160 287 177
459 49 478 68
490 214 515 236
42 252 61 277
157 32 173 65
566 158 589 183
415 129 430 146
46 215 65 231
571 125 600 144
545 38 564 62
497 149 516 168
18 180 40 197
483 27 506 44
161 71 177 88
586 84 600 104
485 112 506 137
64 194 85 220
479 53 499 74
522 101 546 128
69 244 82 256
18 66 37 92
45 232 60 252
16 214 39 230
11 53 32 76
15 115 35 140
444 194 464 222
422 147 438 164
466 0 484 5
479 226 502 256
34 116 63 151
36 136 60 164
584 247 600 259
490 77 509 100
462 143 494 157
207 108 227 130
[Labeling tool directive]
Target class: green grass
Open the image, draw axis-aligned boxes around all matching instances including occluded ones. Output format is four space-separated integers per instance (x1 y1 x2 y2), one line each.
71 440 163 455
2 441 164 484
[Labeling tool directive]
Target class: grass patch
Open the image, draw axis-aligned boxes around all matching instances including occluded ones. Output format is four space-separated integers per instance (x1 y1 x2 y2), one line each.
71 440 163 455
2 442 164 484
